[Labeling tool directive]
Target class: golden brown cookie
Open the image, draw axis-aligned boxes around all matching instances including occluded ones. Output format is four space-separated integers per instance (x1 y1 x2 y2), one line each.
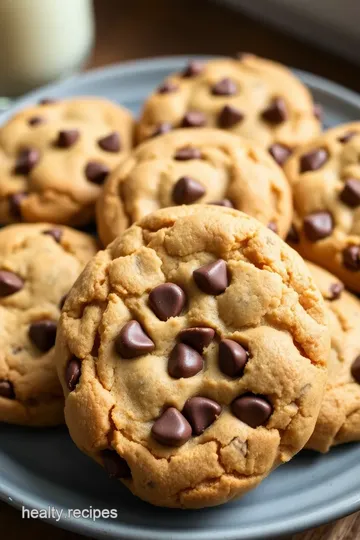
306 262 360 452
137 55 320 163
285 123 360 293
96 128 292 246
55 205 329 508
0 223 97 426
0 98 134 226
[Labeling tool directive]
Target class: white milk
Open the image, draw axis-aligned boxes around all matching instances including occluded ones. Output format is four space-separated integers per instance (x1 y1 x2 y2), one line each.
0 0 94 96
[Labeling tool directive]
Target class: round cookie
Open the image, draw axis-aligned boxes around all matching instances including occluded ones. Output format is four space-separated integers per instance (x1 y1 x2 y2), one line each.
306 262 360 452
55 205 329 508
0 97 134 226
0 223 98 426
137 54 320 163
96 128 293 246
285 123 360 293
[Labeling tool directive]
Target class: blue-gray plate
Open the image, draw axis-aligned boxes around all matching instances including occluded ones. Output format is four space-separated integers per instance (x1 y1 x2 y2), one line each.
1 57 360 540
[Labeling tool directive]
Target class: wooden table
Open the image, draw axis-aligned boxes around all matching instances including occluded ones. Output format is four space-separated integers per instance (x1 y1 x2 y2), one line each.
2 1 360 539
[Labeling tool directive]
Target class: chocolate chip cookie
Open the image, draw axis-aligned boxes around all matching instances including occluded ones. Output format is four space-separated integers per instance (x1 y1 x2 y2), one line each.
0 98 134 226
285 123 360 293
305 262 360 452
96 128 292 246
0 223 97 426
55 205 329 508
137 55 320 164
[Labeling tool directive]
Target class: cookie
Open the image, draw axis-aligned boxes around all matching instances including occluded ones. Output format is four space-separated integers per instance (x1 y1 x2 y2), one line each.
96 128 292 246
285 123 360 293
55 205 329 508
137 54 320 163
0 223 97 426
0 98 134 226
305 262 360 452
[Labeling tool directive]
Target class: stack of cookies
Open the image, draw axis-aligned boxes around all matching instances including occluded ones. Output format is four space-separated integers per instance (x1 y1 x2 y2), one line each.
1 54 359 509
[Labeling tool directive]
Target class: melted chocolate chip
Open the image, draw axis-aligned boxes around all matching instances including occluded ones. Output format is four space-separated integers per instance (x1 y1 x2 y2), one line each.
232 394 273 428
115 320 154 359
168 343 203 378
339 179 360 208
98 132 121 152
149 283 186 321
56 129 80 148
85 161 110 185
0 271 24 297
303 211 333 242
193 259 229 295
152 407 192 446
183 397 222 435
29 320 57 352
218 105 244 128
178 327 215 353
172 176 205 205
65 357 81 391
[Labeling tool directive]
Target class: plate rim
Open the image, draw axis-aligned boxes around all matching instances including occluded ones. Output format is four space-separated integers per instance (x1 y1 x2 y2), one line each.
1 55 360 540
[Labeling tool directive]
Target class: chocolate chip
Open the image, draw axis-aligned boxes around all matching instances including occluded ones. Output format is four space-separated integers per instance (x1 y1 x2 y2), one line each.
172 176 205 205
98 132 121 152
219 339 249 377
152 123 172 137
8 192 28 219
267 222 278 234
65 357 81 391
328 282 344 301
338 131 357 144
28 116 45 126
286 224 300 244
313 104 323 121
14 147 40 174
261 98 288 124
174 147 201 161
178 327 215 353
149 283 186 321
43 228 62 243
39 98 56 105
193 259 229 295
300 148 328 173
158 81 178 94
268 143 292 166
56 129 80 148
351 356 360 383
183 397 222 435
182 61 203 78
0 380 15 399
29 320 57 352
59 294 68 310
218 105 244 128
342 245 360 271
303 211 333 242
211 78 238 96
152 407 192 446
0 270 24 297
339 179 360 208
181 111 206 128
168 343 203 378
101 449 131 478
232 394 273 428
210 199 234 208
115 320 154 359
85 161 110 185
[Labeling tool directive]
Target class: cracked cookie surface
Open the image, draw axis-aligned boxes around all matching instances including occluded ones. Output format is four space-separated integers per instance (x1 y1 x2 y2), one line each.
285 123 360 293
96 128 292 246
0 97 134 226
55 205 329 508
137 55 320 161
306 262 360 452
0 223 97 426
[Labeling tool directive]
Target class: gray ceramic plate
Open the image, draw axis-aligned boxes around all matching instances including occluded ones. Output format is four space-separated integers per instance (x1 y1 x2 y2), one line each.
1 56 360 540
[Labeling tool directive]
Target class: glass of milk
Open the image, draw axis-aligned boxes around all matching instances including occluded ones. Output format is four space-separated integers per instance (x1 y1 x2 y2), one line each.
0 0 94 96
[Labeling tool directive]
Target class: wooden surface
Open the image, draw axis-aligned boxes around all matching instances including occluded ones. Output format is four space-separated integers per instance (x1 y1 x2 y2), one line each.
2 1 360 539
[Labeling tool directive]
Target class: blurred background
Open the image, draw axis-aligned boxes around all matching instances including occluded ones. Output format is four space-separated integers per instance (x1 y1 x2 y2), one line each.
0 0 359 97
